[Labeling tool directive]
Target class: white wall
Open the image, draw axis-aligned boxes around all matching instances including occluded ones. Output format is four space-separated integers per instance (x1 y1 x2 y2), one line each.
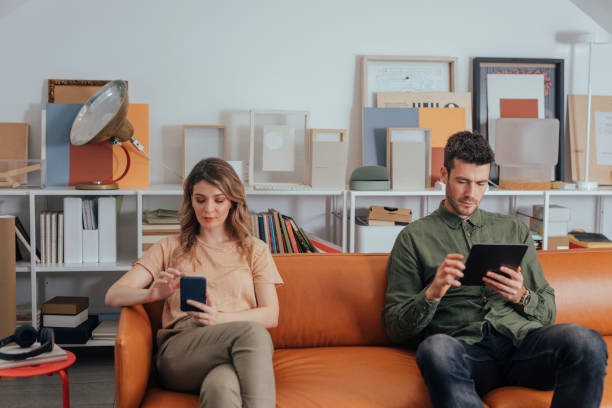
1 0 610 183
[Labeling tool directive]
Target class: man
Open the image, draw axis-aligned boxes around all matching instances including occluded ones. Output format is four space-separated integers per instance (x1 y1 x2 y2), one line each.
383 131 607 407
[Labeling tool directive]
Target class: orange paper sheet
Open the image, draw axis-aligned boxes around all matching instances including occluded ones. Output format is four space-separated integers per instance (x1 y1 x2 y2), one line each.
418 108 466 186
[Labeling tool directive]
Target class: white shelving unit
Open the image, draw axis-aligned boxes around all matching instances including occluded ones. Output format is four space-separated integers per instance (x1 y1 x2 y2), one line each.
2 185 346 346
348 188 612 253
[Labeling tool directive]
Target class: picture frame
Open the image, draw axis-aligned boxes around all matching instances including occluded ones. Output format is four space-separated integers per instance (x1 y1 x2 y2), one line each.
308 129 348 189
249 110 310 188
472 58 564 180
386 127 431 190
48 79 114 103
362 55 457 108
182 125 227 178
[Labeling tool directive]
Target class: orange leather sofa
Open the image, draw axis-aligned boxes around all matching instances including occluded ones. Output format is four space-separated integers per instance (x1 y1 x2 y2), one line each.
114 248 612 407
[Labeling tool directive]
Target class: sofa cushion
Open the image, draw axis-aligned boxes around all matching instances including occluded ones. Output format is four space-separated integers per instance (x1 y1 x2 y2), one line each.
274 346 430 408
270 254 391 348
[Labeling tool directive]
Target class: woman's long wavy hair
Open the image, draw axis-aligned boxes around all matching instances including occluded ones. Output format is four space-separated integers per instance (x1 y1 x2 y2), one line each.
174 158 252 264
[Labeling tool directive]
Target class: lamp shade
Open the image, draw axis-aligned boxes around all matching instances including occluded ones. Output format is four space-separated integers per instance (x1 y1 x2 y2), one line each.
70 80 133 146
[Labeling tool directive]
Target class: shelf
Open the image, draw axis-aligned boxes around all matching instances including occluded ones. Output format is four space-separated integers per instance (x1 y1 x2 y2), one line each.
60 338 115 347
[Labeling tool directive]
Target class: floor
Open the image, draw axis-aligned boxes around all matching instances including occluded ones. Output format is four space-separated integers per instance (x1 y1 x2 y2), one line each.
0 347 115 408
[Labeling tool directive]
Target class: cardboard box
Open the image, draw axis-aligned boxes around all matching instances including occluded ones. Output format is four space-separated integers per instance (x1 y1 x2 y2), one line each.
547 236 569 250
368 206 412 223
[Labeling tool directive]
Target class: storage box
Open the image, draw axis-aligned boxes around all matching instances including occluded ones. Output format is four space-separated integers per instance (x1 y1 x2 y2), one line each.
532 204 570 222
355 223 404 253
530 218 568 236
368 206 412 223
547 236 569 250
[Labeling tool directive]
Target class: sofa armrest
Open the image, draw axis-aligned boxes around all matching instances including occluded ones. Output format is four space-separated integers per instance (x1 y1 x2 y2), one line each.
114 304 153 408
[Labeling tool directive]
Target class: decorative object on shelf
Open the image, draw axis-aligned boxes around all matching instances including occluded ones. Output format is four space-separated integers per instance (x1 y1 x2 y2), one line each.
249 110 310 189
568 95 612 187
308 129 348 189
472 57 564 180
0 123 39 187
48 79 114 103
386 127 431 190
569 33 611 190
349 166 389 191
376 92 472 130
367 205 412 226
182 125 226 179
361 55 457 108
69 80 148 189
495 118 559 190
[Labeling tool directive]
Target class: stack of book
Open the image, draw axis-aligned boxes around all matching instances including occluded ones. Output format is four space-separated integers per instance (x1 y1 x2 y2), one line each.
41 296 98 344
39 211 64 264
143 208 179 224
568 231 612 249
42 296 89 328
142 223 181 252
91 320 118 341
249 209 320 254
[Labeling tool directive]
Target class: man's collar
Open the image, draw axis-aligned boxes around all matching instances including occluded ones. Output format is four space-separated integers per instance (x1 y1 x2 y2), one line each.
437 200 483 229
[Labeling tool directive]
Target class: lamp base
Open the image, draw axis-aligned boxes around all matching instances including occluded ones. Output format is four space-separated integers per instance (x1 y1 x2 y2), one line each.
75 181 119 190
576 180 598 191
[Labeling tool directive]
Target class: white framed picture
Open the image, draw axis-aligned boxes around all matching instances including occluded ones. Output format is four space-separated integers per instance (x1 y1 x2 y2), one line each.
249 110 309 188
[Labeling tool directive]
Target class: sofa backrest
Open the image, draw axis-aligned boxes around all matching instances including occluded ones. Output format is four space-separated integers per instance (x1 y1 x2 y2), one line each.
538 248 612 335
142 249 612 349
269 253 391 348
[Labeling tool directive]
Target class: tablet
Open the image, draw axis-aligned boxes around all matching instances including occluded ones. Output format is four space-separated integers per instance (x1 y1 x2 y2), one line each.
460 243 529 286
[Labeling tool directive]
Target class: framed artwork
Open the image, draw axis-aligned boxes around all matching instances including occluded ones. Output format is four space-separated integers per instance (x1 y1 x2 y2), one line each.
182 125 226 178
309 129 348 189
472 58 564 179
567 95 612 185
362 56 457 107
249 110 309 188
48 79 115 103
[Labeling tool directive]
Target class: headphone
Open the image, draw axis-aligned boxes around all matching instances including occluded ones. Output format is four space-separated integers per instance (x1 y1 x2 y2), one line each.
0 325 54 361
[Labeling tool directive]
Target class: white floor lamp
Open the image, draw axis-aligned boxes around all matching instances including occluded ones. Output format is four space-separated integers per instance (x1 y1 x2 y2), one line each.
576 33 609 191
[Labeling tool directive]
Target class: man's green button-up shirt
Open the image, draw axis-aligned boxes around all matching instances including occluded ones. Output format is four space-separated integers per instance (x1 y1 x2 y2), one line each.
383 202 556 347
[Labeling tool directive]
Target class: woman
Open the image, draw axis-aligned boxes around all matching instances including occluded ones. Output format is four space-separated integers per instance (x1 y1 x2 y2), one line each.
105 157 283 408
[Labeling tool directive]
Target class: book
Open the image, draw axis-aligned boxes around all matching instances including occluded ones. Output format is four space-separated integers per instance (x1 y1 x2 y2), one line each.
52 315 98 344
43 308 88 328
91 320 118 340
307 233 342 253
568 231 612 249
41 296 88 315
15 223 41 263
15 216 41 262
0 343 67 369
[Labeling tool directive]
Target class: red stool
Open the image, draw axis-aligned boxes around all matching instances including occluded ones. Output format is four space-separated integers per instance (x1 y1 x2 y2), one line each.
0 350 76 408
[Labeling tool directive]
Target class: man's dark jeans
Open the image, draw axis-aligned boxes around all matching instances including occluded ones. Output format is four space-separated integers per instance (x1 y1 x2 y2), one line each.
415 323 608 408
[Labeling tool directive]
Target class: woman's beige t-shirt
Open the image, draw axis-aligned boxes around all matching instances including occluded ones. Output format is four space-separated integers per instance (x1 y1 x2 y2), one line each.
136 235 283 329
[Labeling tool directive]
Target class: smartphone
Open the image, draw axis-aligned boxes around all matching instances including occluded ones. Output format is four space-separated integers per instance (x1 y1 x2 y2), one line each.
180 276 207 312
